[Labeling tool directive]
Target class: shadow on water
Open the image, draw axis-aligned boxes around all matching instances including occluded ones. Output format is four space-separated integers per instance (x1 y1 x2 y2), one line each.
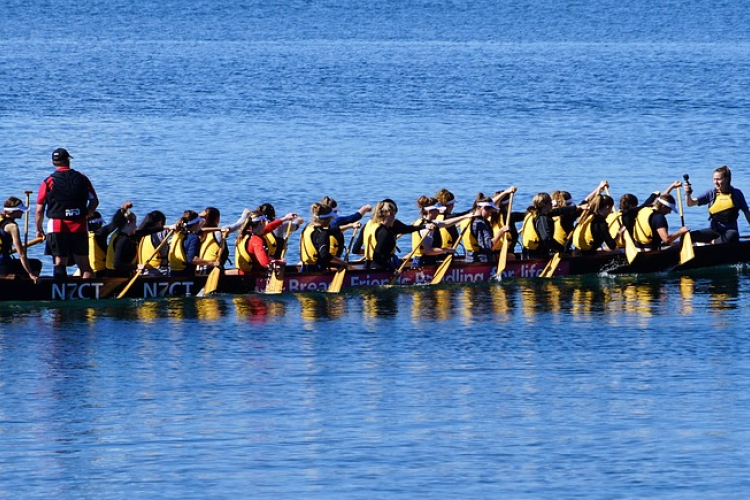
0 266 746 325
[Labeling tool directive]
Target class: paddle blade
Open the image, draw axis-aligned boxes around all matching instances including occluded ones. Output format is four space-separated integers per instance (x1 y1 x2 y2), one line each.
623 230 640 264
430 255 454 285
203 267 221 295
328 268 346 293
539 252 561 278
679 231 695 265
265 265 285 294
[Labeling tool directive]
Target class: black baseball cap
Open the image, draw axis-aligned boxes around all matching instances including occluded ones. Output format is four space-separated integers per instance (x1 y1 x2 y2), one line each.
52 148 72 162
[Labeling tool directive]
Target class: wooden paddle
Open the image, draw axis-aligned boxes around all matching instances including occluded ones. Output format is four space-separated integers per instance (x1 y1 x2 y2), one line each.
200 230 228 296
23 190 32 247
676 186 695 264
328 224 360 294
116 229 174 299
10 236 44 254
389 231 430 286
603 186 639 264
497 192 514 276
265 221 294 294
430 220 471 285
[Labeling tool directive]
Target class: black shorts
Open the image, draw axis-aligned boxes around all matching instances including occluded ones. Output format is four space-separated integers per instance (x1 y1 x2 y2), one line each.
45 232 89 258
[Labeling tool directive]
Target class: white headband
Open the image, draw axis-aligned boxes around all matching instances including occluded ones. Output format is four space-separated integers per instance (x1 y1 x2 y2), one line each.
316 212 335 219
4 203 29 213
251 215 268 223
476 202 498 210
186 216 204 226
88 217 105 225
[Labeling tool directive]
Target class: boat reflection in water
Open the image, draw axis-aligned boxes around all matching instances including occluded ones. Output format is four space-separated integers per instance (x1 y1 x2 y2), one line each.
6 269 745 328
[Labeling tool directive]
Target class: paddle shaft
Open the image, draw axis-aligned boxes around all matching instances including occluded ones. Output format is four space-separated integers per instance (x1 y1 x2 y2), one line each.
497 192 514 274
676 186 686 227
390 230 430 285
117 229 174 299
23 190 32 247
328 225 362 294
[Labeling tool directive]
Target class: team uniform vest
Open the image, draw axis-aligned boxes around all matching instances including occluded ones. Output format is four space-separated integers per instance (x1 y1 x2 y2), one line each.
329 229 344 257
572 215 595 251
263 231 280 259
168 231 189 272
411 219 427 257
461 218 482 252
363 221 381 261
200 232 223 263
106 232 136 270
435 214 457 249
552 215 569 246
44 169 89 219
491 218 510 251
138 233 163 269
605 211 624 248
521 213 541 251
300 225 321 265
633 207 656 246
235 234 256 272
89 232 107 272
708 191 739 225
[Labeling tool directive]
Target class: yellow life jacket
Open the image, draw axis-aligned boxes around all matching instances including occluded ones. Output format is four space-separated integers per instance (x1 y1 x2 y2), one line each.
105 232 136 270
491 218 511 251
633 207 656 246
605 211 624 248
138 233 163 269
435 213 455 249
0 216 11 255
328 232 342 258
263 231 279 258
572 214 595 251
709 192 735 215
299 225 319 265
168 231 189 272
552 215 569 246
89 231 107 272
411 218 426 257
521 213 541 251
461 218 481 252
235 234 254 272
200 232 222 263
363 220 381 261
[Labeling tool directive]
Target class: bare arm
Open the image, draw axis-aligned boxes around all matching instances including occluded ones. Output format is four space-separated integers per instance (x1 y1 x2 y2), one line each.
8 224 37 282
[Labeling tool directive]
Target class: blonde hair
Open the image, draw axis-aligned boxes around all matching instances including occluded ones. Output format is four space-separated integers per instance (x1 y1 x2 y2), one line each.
528 193 552 217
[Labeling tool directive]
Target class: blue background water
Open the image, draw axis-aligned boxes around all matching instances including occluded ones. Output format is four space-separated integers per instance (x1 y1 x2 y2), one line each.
2 0 750 498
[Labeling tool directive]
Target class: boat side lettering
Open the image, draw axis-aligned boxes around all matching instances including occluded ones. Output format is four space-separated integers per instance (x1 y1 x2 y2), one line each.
51 282 105 300
142 281 195 298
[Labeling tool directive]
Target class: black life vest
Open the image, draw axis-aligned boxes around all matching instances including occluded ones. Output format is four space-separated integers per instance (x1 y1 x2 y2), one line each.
44 169 89 219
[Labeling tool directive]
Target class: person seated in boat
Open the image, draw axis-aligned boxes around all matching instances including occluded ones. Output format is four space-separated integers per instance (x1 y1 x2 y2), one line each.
550 181 607 251
462 193 510 263
351 198 400 257
258 203 304 259
197 207 249 274
87 202 133 276
608 181 682 246
684 165 750 244
364 200 432 270
105 211 139 277
235 210 297 274
168 210 220 277
320 196 372 258
300 203 349 272
490 186 520 254
410 196 468 268
0 197 41 282
521 192 581 259
136 210 169 276
633 194 689 250
572 194 618 255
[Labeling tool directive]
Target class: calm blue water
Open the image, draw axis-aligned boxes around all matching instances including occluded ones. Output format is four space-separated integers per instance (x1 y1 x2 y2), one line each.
3 0 750 498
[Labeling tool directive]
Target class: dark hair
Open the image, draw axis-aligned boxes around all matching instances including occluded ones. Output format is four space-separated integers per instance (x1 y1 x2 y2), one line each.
472 192 493 211
321 196 338 209
258 203 276 220
202 207 220 227
715 165 731 183
138 210 166 232
619 194 638 211
436 189 454 206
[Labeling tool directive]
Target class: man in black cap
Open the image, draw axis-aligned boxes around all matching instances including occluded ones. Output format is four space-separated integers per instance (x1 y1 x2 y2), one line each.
35 148 99 278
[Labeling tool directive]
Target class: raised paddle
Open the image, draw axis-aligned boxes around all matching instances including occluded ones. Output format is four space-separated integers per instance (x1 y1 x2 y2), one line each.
676 185 695 265
328 224 360 294
116 229 174 299
430 220 471 285
389 231 430 286
265 221 294 294
23 190 32 247
497 192 514 277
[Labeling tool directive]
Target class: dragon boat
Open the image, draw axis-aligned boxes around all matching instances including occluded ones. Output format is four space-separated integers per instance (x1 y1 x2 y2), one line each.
1 240 749 302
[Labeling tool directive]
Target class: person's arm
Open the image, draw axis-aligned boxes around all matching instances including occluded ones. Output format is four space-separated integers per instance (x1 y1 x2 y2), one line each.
595 217 617 250
491 186 517 206
582 180 609 204
221 208 251 234
7 224 37 282
249 235 273 269
392 219 423 235
113 235 137 270
84 175 99 216
351 224 366 255
536 216 564 252
35 180 47 239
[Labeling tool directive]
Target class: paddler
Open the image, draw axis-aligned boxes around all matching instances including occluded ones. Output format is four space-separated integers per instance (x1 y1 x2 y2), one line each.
258 203 304 259
685 165 750 244
168 210 220 276
462 193 510 263
410 196 468 268
364 200 432 270
521 192 583 258
572 194 618 255
0 197 41 282
235 210 296 274
299 203 349 271
320 196 372 258
633 194 689 250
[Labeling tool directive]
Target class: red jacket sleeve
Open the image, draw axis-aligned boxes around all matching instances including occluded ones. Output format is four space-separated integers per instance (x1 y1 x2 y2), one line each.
249 235 271 268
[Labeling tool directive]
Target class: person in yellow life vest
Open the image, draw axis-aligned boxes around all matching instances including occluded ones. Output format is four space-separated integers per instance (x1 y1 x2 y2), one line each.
257 203 304 259
105 211 139 277
364 200 431 270
633 194 689 251
607 181 682 246
463 193 510 263
0 197 41 282
572 194 618 255
434 188 472 250
88 201 132 276
300 203 349 272
320 197 371 258
410 196 470 268
685 165 750 244
135 210 169 276
521 192 582 258
196 206 249 274
550 180 608 250
235 210 297 274
169 210 220 277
